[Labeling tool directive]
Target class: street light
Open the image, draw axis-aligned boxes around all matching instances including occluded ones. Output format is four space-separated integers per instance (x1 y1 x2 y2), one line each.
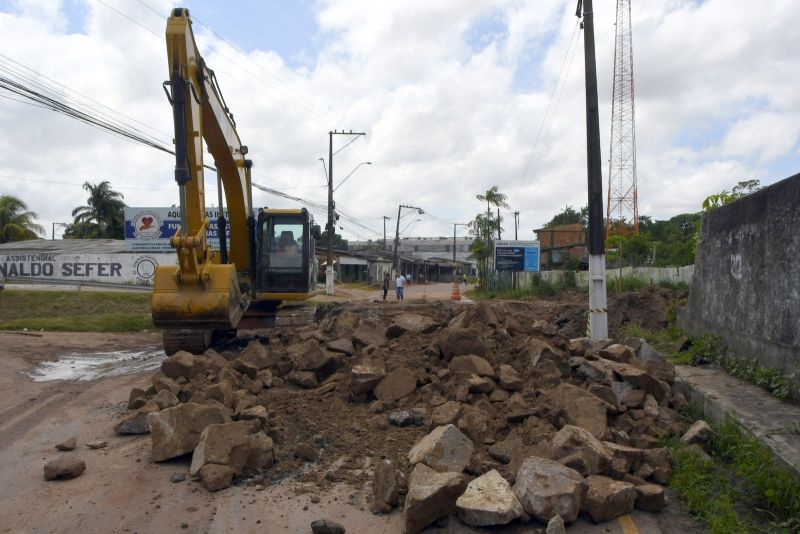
318 157 327 183
392 204 424 274
333 161 372 192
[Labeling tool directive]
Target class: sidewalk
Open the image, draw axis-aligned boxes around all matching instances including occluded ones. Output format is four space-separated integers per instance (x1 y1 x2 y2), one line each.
674 365 800 475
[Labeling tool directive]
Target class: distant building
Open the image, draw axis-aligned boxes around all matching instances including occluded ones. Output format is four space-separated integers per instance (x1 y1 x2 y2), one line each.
346 236 476 281
534 223 587 270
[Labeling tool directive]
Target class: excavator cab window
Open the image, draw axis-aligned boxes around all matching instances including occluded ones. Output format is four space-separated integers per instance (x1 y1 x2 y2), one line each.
257 212 310 293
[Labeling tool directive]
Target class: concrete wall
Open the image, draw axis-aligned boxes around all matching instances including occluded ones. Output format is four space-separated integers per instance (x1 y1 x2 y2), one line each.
678 172 800 386
518 265 694 288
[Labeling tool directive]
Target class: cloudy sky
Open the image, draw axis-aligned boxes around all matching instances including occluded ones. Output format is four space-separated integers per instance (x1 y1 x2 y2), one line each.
1 0 798 242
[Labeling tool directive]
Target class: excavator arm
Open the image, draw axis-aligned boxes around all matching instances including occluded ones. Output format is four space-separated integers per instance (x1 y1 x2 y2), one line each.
151 8 254 353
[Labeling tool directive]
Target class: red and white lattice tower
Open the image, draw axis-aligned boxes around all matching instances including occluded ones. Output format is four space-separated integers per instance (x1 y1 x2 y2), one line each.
606 0 639 236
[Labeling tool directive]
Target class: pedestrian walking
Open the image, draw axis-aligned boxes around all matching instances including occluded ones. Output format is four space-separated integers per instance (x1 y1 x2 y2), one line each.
395 273 406 300
463 273 468 286
382 273 390 301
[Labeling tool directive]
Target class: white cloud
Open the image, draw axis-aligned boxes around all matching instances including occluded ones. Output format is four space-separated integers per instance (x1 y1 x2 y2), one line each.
0 0 798 243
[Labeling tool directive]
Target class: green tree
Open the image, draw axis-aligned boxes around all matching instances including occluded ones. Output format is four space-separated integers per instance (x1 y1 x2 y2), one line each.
65 181 126 239
476 186 509 239
320 229 348 250
0 195 44 243
702 179 762 211
468 212 497 288
544 205 588 228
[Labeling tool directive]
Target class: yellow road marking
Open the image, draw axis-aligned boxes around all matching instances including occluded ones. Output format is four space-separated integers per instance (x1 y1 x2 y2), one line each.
618 514 640 534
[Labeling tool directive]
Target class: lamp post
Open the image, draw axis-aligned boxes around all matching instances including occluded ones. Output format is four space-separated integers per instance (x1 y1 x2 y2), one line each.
326 130 366 295
393 204 424 275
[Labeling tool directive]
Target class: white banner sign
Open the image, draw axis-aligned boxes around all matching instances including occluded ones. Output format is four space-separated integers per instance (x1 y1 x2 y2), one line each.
0 252 177 286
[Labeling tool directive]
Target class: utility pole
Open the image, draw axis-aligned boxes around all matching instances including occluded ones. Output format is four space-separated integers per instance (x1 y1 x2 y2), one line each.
497 208 501 239
453 222 468 263
383 216 391 250
393 204 424 275
577 0 608 340
326 130 366 296
513 211 519 240
51 222 67 240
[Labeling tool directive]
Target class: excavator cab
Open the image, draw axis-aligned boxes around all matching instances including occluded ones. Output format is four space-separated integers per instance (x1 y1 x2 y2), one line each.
255 208 319 299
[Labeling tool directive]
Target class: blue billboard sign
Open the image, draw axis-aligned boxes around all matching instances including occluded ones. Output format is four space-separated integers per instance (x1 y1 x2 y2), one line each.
494 240 540 272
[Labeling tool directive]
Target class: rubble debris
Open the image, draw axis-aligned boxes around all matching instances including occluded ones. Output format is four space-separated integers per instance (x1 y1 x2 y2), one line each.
386 313 439 338
455 469 524 526
512 457 585 524
681 420 713 446
44 458 86 480
198 463 234 492
370 460 405 514
148 403 230 462
293 442 320 462
86 440 107 450
310 519 346 534
374 367 416 402
189 421 274 477
552 425 612 476
497 364 523 390
546 515 566 534
433 327 487 360
408 424 474 473
170 473 186 483
326 337 355 355
388 410 426 427
449 355 494 377
582 475 637 523
634 483 666 512
55 437 77 451
114 400 158 435
402 463 467 534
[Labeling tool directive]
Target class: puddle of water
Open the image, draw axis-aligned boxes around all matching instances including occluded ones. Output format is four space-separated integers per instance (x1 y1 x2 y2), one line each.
27 347 166 382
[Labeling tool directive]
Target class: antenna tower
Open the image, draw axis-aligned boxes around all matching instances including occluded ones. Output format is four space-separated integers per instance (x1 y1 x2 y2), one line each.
606 0 639 236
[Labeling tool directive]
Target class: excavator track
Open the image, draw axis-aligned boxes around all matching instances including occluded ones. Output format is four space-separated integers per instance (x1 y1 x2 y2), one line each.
162 329 212 355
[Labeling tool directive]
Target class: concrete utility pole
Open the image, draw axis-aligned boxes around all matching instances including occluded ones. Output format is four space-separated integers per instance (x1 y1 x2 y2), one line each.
514 211 519 240
393 204 424 275
577 0 608 339
453 222 468 263
326 130 366 296
51 222 68 240
383 216 391 250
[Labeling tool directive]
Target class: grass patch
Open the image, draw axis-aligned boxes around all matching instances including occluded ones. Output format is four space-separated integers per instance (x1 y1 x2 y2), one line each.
0 290 153 332
667 412 800 533
470 276 565 300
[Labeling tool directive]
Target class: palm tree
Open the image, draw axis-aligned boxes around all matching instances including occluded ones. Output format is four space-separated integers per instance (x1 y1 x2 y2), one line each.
0 195 44 243
476 185 509 240
69 181 126 239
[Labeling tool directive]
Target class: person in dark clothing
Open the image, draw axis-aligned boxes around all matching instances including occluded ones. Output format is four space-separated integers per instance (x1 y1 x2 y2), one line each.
382 273 390 300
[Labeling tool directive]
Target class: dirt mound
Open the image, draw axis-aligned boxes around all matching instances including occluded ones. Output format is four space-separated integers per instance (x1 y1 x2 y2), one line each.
114 294 684 529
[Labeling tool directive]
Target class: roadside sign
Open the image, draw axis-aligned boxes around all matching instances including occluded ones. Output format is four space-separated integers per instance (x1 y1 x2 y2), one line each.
124 207 230 252
494 240 540 272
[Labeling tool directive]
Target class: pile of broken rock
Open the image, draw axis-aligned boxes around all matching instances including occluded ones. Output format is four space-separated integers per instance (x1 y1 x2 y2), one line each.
113 300 687 530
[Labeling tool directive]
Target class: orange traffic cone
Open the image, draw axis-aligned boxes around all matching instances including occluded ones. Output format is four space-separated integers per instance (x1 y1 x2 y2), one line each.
451 281 461 301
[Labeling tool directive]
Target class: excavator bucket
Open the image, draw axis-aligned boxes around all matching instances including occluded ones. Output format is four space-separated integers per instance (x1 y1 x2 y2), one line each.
151 263 246 331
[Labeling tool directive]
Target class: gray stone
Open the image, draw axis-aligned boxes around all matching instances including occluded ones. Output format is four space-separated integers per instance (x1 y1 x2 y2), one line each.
388 410 426 427
546 515 567 534
455 469 524 526
171 473 186 483
127 387 147 409
681 420 713 445
310 519 346 534
86 440 107 449
582 475 636 523
430 401 462 427
401 463 468 534
552 425 612 476
55 437 76 451
408 424 474 473
386 313 439 338
44 458 86 480
161 351 202 380
147 403 231 462
435 327 487 360
238 340 277 369
114 400 159 435
152 389 179 410
326 337 355 355
512 456 585 523
353 320 387 347
288 339 336 377
371 460 404 512
190 421 274 476
349 359 386 394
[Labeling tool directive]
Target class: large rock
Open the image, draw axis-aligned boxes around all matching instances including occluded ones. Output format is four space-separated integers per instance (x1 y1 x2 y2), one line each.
310 520 346 534
604 361 668 401
497 364 523 391
199 463 235 492
147 403 231 462
512 456 585 523
599 344 637 364
386 313 439 338
152 389 179 410
552 425 612 476
287 371 318 388
55 437 77 451
449 355 494 377
681 420 713 445
456 469 524 526
430 401 463 427
353 320 387 347
635 484 666 512
582 475 636 523
204 380 234 407
161 351 202 380
326 337 355 355
190 421 274 476
401 463 468 534
374 367 416 402
114 400 159 435
44 458 86 480
547 383 610 438
435 328 486 360
350 358 386 394
288 339 336 377
371 460 404 513
238 340 277 369
408 424 474 473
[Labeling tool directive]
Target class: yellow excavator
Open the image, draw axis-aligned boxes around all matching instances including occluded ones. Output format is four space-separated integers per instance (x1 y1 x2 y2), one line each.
152 8 320 355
